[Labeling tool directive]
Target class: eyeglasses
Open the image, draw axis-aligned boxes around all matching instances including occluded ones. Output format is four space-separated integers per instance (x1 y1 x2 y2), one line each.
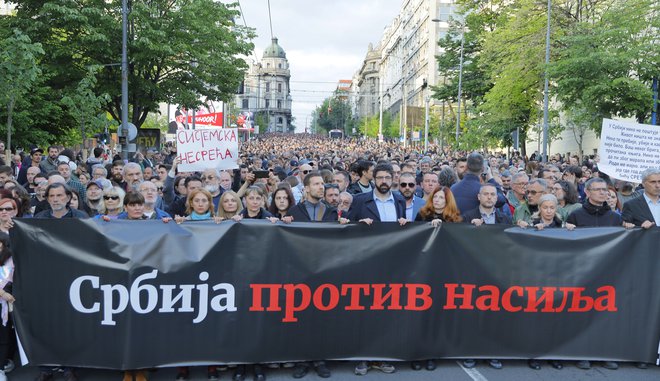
103 195 120 200
201 176 216 181
551 186 563 192
324 184 339 189
0 207 15 212
375 176 392 181
399 182 416 188
588 187 608 192
526 190 543 196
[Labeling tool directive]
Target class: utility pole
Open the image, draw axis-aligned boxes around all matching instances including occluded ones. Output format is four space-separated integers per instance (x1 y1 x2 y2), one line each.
121 0 129 160
424 95 430 152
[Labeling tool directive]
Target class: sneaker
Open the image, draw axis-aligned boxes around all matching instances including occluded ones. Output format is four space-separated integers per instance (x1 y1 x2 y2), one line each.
35 372 54 381
292 363 309 379
2 360 14 374
602 361 618 370
372 362 395 374
636 362 648 369
354 361 369 376
489 359 503 369
314 362 331 378
63 370 78 381
462 359 476 368
576 360 591 370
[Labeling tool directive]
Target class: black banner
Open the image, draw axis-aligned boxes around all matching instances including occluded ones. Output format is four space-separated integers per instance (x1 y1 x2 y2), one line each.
10 220 660 369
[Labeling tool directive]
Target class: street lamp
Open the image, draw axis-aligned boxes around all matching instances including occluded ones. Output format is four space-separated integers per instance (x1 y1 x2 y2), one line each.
121 0 129 160
542 0 551 162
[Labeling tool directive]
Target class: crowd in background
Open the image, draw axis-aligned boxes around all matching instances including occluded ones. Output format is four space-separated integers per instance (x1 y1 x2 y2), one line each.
0 132 657 381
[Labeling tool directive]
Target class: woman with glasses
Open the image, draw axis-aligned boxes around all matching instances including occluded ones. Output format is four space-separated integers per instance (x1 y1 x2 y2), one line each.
552 180 581 216
0 199 18 233
94 186 125 220
415 186 462 226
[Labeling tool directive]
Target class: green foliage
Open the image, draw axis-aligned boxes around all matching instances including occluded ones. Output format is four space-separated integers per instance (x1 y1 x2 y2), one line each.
550 0 659 129
356 112 398 139
0 28 44 150
10 0 255 133
315 94 354 135
61 65 111 144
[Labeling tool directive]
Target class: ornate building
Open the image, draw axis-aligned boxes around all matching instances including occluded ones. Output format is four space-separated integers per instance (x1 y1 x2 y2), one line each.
236 37 293 133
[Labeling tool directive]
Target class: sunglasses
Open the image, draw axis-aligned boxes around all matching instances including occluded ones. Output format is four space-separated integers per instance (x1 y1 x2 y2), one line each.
0 207 15 212
399 182 416 188
103 195 120 200
157 187 164 191
302 170 311 175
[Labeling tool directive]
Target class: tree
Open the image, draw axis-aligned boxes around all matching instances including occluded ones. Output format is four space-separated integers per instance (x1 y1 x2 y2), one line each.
0 28 44 157
60 66 111 150
315 95 354 135
550 0 659 129
11 0 255 130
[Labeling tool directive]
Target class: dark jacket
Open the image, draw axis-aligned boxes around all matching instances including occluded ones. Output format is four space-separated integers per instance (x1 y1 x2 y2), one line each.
566 201 622 227
622 194 657 226
462 207 512 225
240 207 274 219
531 215 563 228
287 202 338 222
34 208 89 219
348 191 406 222
346 180 374 195
450 173 506 214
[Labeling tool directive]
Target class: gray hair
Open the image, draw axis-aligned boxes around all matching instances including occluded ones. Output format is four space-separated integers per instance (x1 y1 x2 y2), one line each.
528 178 548 190
538 193 558 206
124 162 142 173
91 164 107 177
512 172 529 183
640 167 660 183
585 177 606 190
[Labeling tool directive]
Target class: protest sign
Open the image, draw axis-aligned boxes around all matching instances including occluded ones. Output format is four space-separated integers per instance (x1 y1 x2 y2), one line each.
176 128 238 172
599 118 660 182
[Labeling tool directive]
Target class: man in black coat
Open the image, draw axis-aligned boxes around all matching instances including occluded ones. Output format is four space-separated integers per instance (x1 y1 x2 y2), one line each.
462 183 512 226
622 167 660 229
567 178 633 228
287 170 338 222
348 163 407 226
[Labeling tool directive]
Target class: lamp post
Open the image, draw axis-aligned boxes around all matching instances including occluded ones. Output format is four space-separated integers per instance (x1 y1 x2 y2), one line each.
120 0 129 160
455 21 465 145
424 95 430 152
542 0 551 163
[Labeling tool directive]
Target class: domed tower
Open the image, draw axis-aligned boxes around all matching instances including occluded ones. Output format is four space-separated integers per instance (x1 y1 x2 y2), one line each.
236 37 293 133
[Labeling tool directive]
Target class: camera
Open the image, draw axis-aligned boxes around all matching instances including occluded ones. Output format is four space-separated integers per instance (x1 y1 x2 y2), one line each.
253 170 269 179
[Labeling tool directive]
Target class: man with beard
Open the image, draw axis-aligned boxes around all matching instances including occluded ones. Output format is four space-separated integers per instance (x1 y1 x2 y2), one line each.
287 171 338 223
39 146 60 174
463 184 512 226
322 183 340 209
123 162 144 192
22 166 42 194
57 161 86 203
201 168 224 210
399 172 425 220
35 183 88 220
513 179 548 225
110 160 125 185
455 157 468 180
332 171 350 193
349 163 407 226
133 181 171 220
219 170 232 192
84 179 108 216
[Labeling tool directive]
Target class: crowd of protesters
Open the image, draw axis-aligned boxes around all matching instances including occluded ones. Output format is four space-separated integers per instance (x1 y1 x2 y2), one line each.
0 133 658 381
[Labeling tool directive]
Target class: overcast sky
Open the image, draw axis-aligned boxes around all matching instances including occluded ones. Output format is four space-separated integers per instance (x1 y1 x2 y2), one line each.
234 0 402 132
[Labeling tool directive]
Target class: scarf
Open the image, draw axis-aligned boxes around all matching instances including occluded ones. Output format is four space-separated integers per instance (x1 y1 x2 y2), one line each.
190 211 211 220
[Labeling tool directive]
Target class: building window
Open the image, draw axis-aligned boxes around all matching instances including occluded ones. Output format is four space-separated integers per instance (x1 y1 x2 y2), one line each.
278 63 282 68
278 83 282 93
278 117 283 123
242 99 249 109
265 82 270 92
265 100 270 109
277 100 282 109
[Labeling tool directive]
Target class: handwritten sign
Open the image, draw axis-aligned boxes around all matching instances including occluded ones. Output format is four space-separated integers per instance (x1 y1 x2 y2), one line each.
598 118 660 182
176 128 238 172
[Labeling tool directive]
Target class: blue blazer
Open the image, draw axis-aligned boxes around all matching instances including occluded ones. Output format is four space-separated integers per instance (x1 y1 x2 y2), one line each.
349 191 407 222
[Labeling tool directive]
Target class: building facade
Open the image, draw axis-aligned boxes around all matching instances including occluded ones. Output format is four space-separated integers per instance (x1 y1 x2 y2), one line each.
236 37 293 133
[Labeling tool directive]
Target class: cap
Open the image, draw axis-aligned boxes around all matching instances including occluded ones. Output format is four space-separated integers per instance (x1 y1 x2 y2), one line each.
290 160 299 167
86 179 104 189
31 147 44 155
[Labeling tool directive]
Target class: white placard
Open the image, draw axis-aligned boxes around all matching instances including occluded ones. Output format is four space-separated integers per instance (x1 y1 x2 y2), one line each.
598 118 660 183
176 128 239 172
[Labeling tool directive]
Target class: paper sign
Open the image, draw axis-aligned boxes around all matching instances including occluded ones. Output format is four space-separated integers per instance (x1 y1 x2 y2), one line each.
176 128 239 172
598 118 660 182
